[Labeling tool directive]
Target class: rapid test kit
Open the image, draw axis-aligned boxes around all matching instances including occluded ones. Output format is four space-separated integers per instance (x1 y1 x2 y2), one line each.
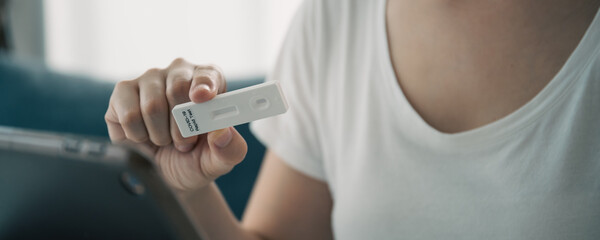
172 81 288 138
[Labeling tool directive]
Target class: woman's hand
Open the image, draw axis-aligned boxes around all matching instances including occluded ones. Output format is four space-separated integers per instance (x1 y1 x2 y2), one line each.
105 58 248 191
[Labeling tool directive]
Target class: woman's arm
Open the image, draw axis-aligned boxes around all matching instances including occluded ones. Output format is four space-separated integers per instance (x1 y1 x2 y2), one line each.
177 150 333 240
243 150 333 240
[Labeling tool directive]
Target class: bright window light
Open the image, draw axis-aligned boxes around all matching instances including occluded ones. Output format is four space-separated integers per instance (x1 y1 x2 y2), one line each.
43 0 302 82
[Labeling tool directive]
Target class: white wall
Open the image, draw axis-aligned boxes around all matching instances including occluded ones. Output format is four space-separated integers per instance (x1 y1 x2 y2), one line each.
7 0 45 60
43 0 302 81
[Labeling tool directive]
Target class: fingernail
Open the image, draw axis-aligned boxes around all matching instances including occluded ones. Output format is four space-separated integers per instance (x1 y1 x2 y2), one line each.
213 127 232 148
195 83 213 92
176 143 194 152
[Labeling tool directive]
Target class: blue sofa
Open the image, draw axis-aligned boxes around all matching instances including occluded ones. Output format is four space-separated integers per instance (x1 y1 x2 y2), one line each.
0 55 266 220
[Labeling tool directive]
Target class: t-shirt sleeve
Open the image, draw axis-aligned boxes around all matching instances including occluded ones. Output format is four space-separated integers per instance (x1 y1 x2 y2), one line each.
250 0 326 181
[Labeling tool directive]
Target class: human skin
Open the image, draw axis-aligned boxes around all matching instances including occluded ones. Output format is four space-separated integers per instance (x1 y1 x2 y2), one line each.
105 0 600 239
386 0 600 133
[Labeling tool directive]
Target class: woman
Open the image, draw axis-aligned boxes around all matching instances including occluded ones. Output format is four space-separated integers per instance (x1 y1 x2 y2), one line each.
105 0 600 239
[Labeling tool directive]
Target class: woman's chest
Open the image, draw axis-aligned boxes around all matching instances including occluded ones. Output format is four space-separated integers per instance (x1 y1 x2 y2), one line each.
384 0 599 134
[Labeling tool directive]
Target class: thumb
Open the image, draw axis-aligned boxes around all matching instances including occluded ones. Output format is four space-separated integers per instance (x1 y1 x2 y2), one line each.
203 127 248 178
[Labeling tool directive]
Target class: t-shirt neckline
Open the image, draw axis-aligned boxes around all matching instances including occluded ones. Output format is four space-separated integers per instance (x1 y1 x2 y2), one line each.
377 0 600 151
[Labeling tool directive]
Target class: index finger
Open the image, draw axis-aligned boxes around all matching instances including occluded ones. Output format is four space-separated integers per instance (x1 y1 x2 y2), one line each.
189 65 227 103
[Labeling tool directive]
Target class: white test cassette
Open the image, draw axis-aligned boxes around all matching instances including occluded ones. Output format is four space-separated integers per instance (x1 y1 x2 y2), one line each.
172 81 288 138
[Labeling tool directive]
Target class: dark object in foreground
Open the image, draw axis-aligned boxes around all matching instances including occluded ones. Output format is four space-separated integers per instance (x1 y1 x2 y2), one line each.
0 126 204 240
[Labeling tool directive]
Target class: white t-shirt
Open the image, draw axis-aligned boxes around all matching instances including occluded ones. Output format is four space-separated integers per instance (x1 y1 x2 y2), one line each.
251 0 600 239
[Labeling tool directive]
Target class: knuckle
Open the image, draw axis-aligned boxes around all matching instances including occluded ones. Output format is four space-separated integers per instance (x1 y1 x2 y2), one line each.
104 111 115 123
120 110 143 126
171 57 187 66
146 67 163 75
208 64 225 78
204 64 223 76
142 68 164 79
166 80 190 101
114 80 134 91
141 98 167 117
193 74 211 83
141 80 165 95
197 65 226 92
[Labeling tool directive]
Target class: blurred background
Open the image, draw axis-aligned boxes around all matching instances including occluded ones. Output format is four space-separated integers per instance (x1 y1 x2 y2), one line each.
6 0 302 81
